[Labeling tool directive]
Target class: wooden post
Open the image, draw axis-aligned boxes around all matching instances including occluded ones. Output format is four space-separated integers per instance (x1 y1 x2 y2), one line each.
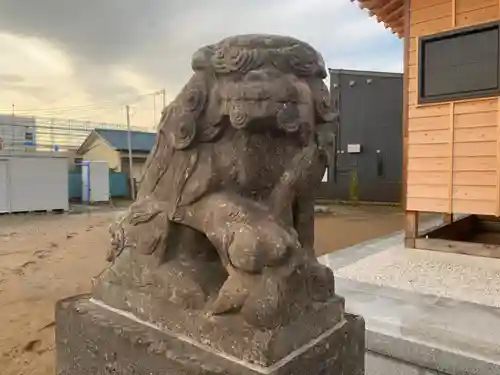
405 210 419 248
401 0 410 209
443 213 453 225
402 0 417 250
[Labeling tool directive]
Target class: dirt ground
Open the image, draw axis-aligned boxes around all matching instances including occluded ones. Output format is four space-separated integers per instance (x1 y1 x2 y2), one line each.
0 204 404 375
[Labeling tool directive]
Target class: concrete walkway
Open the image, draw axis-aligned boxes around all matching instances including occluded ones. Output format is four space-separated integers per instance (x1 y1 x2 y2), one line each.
319 220 500 374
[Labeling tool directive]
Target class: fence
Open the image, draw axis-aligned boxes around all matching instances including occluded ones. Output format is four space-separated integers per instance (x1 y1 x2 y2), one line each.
0 114 146 152
68 170 129 200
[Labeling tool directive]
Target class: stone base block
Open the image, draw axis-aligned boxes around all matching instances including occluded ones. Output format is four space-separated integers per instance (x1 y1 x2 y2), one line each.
92 278 346 367
55 294 365 375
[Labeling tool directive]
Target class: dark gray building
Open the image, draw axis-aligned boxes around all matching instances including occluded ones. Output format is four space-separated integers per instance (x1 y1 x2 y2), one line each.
318 69 403 204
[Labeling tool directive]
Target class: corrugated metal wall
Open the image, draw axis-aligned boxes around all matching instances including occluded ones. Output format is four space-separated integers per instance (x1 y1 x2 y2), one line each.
68 169 129 200
318 69 403 203
0 154 69 212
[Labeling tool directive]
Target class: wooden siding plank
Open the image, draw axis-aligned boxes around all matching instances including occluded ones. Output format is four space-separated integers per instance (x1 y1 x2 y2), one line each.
408 170 449 184
409 104 449 118
456 4 498 26
408 115 450 131
412 0 453 11
454 141 497 156
407 184 450 198
456 0 497 14
452 199 497 214
410 100 498 118
409 129 450 144
413 96 500 108
454 125 498 142
411 3 452 24
453 156 497 171
410 16 453 36
408 157 449 171
407 197 450 212
453 171 497 186
454 99 498 114
452 185 497 200
408 143 450 157
454 111 498 128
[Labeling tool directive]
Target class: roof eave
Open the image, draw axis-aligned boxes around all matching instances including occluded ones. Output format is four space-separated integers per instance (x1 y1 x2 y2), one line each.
354 0 405 38
76 130 99 155
118 149 151 154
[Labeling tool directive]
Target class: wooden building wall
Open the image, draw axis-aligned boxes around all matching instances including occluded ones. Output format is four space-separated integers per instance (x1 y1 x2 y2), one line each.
406 0 500 215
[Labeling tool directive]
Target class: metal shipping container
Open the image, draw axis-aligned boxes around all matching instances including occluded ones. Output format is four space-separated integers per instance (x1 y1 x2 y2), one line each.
0 152 69 213
318 69 403 204
81 161 110 203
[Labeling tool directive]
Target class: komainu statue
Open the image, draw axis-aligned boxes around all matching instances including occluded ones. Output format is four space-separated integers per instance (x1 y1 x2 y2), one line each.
92 35 342 364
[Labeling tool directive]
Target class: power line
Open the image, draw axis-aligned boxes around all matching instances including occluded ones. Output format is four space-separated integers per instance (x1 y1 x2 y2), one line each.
0 112 148 153
0 114 127 128
1 90 162 114
0 89 164 152
2 102 120 114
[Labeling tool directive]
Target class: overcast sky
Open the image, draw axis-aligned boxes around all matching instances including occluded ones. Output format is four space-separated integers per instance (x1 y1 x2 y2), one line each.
0 0 402 128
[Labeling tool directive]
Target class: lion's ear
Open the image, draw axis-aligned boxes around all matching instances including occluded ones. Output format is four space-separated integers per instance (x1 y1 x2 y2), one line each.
158 73 208 150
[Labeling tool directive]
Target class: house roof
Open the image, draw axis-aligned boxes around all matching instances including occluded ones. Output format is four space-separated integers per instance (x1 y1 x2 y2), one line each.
94 128 156 153
352 0 405 38
77 128 156 155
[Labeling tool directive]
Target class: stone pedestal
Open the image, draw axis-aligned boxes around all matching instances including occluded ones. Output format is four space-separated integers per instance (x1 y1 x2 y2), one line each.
55 295 365 375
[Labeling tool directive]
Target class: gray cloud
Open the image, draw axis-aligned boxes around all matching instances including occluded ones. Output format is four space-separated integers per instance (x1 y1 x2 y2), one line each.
78 70 141 104
0 0 401 102
2 83 61 103
0 74 24 84
0 0 168 64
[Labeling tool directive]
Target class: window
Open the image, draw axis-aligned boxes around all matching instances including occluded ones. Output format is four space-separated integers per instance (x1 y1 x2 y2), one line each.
25 132 33 141
419 21 500 103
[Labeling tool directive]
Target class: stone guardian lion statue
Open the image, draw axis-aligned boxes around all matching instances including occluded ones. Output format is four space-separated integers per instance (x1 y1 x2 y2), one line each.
93 34 338 331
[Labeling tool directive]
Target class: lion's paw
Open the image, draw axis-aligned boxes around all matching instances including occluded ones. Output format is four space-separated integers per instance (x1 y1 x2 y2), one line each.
227 221 299 273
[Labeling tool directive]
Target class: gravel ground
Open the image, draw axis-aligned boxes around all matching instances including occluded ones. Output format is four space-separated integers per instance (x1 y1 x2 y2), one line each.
335 242 500 308
0 204 404 375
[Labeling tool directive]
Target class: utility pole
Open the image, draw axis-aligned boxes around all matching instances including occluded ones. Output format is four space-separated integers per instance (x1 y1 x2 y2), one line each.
126 105 136 200
153 94 157 127
161 88 166 108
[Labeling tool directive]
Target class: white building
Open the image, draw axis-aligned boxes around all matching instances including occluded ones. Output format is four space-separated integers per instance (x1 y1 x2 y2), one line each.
0 115 36 151
0 152 69 213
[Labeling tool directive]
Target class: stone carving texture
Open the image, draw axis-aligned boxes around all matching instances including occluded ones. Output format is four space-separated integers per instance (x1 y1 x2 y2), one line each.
93 34 339 331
